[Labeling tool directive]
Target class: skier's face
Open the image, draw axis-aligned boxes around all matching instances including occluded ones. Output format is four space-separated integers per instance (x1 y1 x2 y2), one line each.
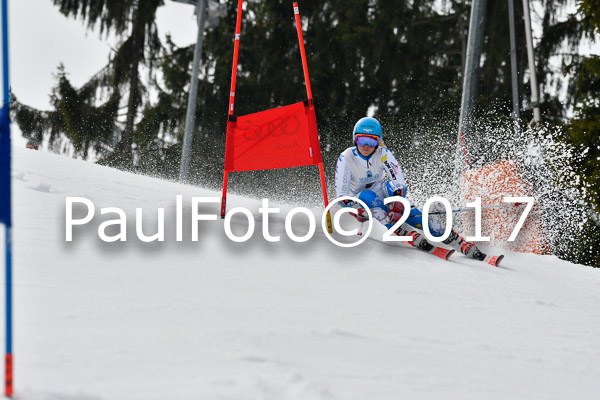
355 134 378 157
357 143 376 157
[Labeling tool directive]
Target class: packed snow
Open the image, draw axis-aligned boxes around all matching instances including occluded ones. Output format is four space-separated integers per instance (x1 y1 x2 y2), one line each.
2 146 600 399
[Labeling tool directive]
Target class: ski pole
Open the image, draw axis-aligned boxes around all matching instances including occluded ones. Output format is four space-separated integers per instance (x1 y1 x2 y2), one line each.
357 221 365 236
410 202 523 217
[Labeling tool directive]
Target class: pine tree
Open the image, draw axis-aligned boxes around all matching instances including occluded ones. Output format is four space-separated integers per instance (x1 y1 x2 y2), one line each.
12 64 120 158
562 0 600 266
14 0 164 167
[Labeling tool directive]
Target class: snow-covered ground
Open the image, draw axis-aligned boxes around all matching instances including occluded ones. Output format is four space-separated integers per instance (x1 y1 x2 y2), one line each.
2 147 600 399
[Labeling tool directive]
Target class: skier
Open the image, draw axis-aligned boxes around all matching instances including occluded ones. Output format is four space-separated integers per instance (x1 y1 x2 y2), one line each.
335 116 488 261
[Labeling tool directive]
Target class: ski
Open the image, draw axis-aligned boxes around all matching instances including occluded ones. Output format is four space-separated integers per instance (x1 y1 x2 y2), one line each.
405 230 454 261
444 231 504 267
430 246 455 260
483 254 504 267
357 220 454 260
390 222 455 261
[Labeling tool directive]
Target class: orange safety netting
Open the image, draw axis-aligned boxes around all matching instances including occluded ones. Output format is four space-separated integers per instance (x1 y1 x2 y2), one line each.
460 160 551 255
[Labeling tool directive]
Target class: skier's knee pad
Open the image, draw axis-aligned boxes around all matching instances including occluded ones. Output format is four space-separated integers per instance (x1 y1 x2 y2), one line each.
406 208 445 237
428 227 445 237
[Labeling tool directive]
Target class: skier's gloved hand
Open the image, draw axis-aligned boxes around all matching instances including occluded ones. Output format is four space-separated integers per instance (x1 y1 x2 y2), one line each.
339 199 355 207
393 187 407 197
386 201 405 224
352 207 369 223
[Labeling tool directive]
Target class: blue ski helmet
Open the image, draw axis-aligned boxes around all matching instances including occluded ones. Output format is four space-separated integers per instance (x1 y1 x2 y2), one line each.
353 117 382 142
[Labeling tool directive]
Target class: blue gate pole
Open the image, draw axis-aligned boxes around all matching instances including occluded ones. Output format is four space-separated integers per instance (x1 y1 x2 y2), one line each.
1 0 13 396
4 227 11 397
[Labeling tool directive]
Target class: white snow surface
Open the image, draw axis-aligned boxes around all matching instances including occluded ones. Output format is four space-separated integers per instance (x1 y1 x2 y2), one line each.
3 147 600 400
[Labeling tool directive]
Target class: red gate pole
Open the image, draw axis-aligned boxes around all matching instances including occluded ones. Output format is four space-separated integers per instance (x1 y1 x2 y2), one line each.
221 0 244 218
293 2 332 233
293 2 312 100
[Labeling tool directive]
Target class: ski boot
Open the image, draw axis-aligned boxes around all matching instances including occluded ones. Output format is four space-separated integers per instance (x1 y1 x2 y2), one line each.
394 224 433 251
394 224 455 260
443 230 486 261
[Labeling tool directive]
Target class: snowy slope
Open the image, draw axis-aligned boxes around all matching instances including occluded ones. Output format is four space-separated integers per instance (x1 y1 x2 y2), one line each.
3 147 600 400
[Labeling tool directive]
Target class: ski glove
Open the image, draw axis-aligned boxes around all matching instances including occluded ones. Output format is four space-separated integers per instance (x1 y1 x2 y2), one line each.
393 187 407 197
386 201 405 224
339 199 355 207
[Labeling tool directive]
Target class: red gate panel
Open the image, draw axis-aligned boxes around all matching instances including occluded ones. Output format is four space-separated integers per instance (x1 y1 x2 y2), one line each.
224 101 322 172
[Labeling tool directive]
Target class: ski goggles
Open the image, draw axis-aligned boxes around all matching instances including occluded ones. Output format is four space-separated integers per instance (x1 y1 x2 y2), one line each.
355 134 380 148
